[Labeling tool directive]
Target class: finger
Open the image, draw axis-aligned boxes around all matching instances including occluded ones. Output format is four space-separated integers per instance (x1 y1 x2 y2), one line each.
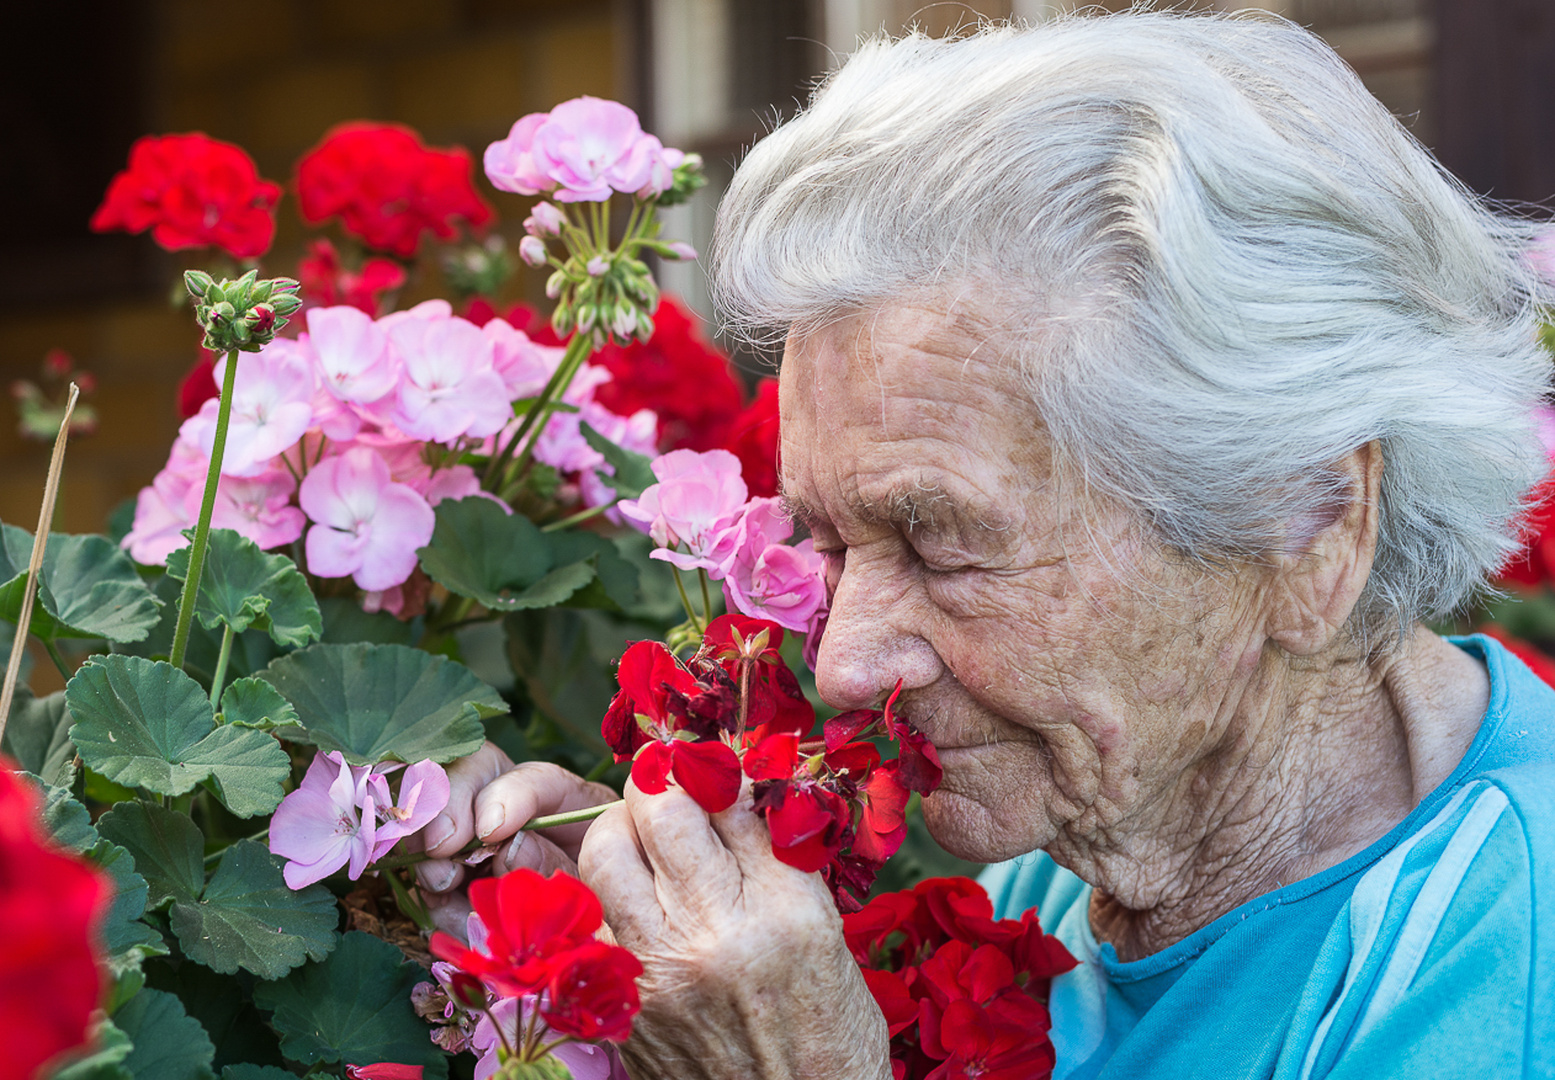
423 886 474 940
578 802 664 949
493 828 576 878
472 761 617 852
426 742 513 858
707 779 818 888
622 778 742 911
414 856 466 894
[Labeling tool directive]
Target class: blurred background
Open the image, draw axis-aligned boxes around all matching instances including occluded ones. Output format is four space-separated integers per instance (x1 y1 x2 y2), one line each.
1 0 1550 539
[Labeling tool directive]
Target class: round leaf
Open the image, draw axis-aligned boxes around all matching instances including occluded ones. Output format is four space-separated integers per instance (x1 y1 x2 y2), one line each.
417 496 598 610
257 642 503 765
0 523 163 643
253 931 449 1078
165 528 321 648
114 988 217 1080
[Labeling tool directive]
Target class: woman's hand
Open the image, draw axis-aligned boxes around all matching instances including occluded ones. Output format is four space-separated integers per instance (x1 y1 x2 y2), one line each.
580 779 893 1080
411 741 618 898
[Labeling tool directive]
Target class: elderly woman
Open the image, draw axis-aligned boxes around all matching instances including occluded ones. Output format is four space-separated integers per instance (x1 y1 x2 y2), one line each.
416 11 1555 1078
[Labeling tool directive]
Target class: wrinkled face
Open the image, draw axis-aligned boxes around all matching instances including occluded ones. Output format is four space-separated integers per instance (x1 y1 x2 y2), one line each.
779 303 1267 865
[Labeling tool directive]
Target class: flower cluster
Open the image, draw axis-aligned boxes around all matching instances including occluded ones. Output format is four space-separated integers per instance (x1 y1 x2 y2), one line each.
123 301 657 609
10 348 98 442
619 449 826 636
297 123 494 259
602 615 939 908
485 97 683 203
269 750 450 889
91 133 281 258
427 869 640 1078
0 765 109 1080
846 877 1077 1080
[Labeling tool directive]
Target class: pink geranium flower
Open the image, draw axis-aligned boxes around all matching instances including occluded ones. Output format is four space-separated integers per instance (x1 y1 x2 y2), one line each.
271 751 451 888
302 304 401 407
180 340 314 477
386 310 511 442
618 448 748 573
203 466 307 552
123 436 207 564
269 750 377 889
484 98 683 203
299 446 435 591
719 498 829 631
483 316 565 399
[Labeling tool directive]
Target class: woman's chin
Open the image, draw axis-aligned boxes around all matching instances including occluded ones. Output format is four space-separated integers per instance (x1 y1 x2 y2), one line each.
920 786 1058 865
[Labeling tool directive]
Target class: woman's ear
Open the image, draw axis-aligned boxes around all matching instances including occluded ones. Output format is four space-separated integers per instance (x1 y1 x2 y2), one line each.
1265 441 1383 656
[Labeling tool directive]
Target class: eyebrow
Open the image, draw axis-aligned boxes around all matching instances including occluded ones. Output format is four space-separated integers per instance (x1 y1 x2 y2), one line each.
781 479 968 535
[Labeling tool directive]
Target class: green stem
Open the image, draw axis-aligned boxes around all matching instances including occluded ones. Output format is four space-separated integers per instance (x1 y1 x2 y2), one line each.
368 802 624 873
541 502 613 533
208 624 234 707
483 333 592 487
584 753 616 783
672 567 701 629
502 335 593 487
698 568 714 624
44 639 70 681
170 349 239 670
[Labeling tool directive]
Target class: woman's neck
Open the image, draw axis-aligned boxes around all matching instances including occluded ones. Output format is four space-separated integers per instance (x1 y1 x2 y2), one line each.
1084 627 1488 962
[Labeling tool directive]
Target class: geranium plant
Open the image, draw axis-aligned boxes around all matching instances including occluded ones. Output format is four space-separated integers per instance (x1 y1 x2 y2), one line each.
1 95 1053 1080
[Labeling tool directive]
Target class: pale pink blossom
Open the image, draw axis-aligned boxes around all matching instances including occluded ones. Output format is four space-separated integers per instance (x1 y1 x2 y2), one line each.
202 467 306 551
364 759 451 861
269 750 377 889
122 437 206 564
378 298 453 328
485 98 683 203
531 365 615 475
579 405 659 510
303 305 400 407
386 312 511 442
299 447 435 591
617 448 748 572
483 113 553 196
524 201 565 237
483 317 564 399
181 341 314 477
721 499 828 632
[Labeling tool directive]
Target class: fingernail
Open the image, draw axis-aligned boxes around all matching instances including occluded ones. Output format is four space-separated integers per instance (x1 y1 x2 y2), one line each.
475 804 506 840
424 814 454 852
504 830 529 868
417 861 456 893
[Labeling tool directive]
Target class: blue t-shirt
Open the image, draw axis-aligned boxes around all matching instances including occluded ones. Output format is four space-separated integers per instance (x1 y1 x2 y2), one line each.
980 635 1554 1079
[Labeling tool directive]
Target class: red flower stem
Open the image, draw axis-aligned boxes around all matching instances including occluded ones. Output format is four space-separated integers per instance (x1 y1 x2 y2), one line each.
170 348 239 671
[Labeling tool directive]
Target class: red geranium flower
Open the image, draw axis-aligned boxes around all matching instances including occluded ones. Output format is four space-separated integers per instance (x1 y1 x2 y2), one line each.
0 765 110 1080
296 123 494 258
429 869 601 999
91 133 281 258
297 239 406 316
541 939 645 1043
725 378 780 499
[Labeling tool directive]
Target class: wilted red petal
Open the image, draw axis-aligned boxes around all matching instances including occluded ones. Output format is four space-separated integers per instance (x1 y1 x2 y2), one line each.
765 787 848 872
668 739 742 813
345 1065 425 1080
542 939 644 1043
617 640 698 725
823 708 880 752
632 740 675 795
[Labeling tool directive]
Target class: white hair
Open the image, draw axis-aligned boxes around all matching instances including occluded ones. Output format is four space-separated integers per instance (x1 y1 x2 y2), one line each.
710 10 1553 637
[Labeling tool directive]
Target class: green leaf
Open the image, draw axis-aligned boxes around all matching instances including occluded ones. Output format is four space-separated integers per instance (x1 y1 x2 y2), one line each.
113 573 283 689
146 961 288 1072
217 677 299 732
0 523 163 643
114 988 217 1080
580 420 656 498
97 801 204 910
38 777 101 852
2 686 75 785
551 531 641 611
253 931 448 1078
417 496 600 611
258 642 503 765
68 656 289 817
165 529 321 649
50 1016 133 1080
171 841 338 979
220 1068 295 1080
99 804 337 980
319 596 419 646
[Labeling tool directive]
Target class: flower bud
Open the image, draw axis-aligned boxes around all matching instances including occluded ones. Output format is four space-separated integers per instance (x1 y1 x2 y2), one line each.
184 269 214 300
585 255 609 278
575 303 598 334
551 305 575 338
610 304 638 340
666 241 698 261
545 270 567 300
247 303 276 336
518 235 549 268
524 201 565 238
447 971 488 1011
635 307 654 341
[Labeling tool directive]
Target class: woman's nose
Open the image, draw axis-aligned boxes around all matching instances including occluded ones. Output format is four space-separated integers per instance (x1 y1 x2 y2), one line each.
811 556 942 710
